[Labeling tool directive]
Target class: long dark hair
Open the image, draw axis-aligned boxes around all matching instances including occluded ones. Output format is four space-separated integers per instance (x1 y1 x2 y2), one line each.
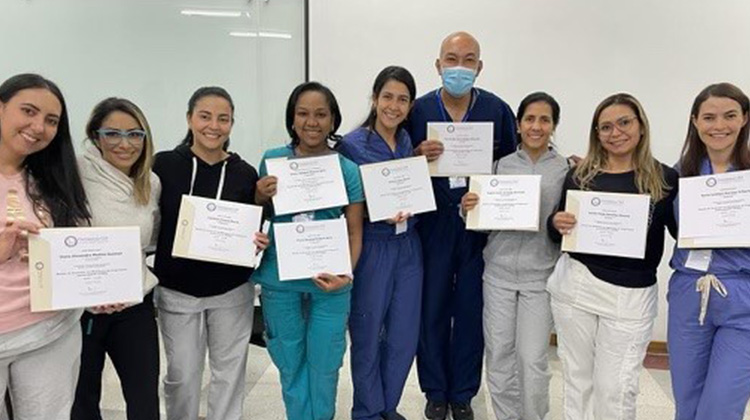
285 81 342 147
361 66 417 133
679 83 750 176
0 74 89 227
517 91 560 126
180 86 235 151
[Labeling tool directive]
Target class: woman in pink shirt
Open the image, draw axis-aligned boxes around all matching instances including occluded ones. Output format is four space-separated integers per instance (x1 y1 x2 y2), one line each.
0 73 90 419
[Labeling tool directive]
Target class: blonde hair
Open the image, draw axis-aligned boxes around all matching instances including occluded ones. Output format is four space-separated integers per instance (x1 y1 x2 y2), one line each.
85 98 155 206
574 93 669 202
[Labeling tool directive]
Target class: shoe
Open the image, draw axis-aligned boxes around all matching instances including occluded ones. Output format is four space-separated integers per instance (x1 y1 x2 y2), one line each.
382 411 407 420
423 400 447 420
449 402 474 420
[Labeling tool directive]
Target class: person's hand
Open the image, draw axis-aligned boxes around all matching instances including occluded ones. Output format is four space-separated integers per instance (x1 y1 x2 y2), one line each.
253 232 270 253
89 303 129 315
385 211 411 225
255 176 278 204
312 273 352 292
415 140 444 162
461 192 479 215
0 219 41 263
552 211 577 235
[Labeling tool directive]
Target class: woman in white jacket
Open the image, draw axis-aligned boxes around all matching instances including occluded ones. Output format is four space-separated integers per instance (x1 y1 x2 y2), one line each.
461 92 569 420
71 97 161 420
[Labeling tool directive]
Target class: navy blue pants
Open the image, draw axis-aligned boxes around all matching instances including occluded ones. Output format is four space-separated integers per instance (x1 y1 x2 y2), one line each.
350 230 423 420
416 209 486 404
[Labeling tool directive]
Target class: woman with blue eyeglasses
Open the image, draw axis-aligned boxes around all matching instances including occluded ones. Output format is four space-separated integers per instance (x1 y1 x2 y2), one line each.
72 97 161 420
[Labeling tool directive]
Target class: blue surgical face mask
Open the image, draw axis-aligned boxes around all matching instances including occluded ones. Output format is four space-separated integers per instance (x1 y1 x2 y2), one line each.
441 66 476 98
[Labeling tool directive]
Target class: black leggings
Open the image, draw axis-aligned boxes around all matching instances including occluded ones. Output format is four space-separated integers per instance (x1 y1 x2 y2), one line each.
71 292 160 420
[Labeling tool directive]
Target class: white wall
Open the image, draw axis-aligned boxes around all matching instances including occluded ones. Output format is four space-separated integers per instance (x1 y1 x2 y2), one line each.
309 0 750 341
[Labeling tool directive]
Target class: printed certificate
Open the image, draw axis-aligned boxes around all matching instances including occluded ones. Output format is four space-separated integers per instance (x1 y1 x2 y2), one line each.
466 175 541 231
561 190 651 259
266 154 349 215
28 227 143 311
678 170 750 248
274 218 352 281
172 195 263 267
359 156 436 222
426 122 493 176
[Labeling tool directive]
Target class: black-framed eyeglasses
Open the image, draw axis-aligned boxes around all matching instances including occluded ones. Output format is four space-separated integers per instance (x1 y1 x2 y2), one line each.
596 116 638 137
96 128 146 147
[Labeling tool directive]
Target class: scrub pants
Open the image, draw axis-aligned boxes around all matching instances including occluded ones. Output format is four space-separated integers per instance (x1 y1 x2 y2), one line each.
72 294 159 420
483 282 552 420
0 326 81 420
158 284 254 420
262 288 350 420
349 230 423 420
417 209 486 404
668 272 750 420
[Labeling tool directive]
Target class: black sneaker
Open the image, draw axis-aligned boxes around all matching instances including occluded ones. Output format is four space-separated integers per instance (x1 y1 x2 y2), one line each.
382 411 407 420
423 400 448 420
449 402 474 420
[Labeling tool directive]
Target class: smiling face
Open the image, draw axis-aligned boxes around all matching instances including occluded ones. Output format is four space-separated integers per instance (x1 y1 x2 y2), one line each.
293 90 333 152
518 101 555 155
374 79 411 133
187 95 233 154
597 104 642 160
96 111 144 175
0 88 62 162
693 96 748 157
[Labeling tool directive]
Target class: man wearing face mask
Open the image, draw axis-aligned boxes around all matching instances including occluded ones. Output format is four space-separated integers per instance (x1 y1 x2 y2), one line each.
407 31 517 420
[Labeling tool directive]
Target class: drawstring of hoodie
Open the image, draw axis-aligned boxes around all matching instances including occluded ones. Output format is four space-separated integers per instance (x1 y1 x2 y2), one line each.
189 156 227 199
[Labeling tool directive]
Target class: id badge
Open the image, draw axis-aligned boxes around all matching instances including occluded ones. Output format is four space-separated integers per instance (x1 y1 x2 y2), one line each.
685 249 712 272
449 176 467 189
395 220 408 235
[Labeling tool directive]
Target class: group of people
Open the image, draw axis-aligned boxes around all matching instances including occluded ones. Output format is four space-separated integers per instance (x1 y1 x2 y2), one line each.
0 29 748 420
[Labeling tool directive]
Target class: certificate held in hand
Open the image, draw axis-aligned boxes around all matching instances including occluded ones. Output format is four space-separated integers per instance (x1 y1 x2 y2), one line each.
426 122 493 176
359 156 436 222
561 190 650 259
466 175 541 231
265 154 349 215
28 227 143 312
678 170 750 248
274 218 352 281
172 195 263 267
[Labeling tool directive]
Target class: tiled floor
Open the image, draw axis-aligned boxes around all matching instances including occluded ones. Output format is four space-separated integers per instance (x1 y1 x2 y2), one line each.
88 341 750 420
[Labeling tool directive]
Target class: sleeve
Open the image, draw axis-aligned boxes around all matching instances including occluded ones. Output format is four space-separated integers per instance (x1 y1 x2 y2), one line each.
258 151 269 177
336 136 355 162
494 101 518 161
664 167 679 239
148 173 162 252
547 169 575 243
406 103 426 149
342 158 364 204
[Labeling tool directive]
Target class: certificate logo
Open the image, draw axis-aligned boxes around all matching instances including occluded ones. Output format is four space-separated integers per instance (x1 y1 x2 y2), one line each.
381 168 391 177
590 197 601 207
490 178 500 187
206 202 217 212
447 125 455 133
34 262 44 271
295 224 305 234
64 236 78 248
705 177 717 188
289 161 299 171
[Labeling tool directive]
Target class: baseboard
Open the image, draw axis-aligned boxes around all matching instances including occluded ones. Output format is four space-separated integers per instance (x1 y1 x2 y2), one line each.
550 334 668 355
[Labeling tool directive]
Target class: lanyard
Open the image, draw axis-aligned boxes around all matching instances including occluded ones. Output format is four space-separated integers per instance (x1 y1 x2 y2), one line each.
188 156 227 200
436 88 478 123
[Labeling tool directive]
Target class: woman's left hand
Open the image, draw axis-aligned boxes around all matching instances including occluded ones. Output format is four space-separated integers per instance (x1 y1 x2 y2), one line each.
385 211 411 225
253 232 270 253
312 273 352 292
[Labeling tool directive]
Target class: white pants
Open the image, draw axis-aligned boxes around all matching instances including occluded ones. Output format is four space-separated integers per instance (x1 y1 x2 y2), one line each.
484 282 552 420
0 326 81 420
547 255 656 420
158 283 254 420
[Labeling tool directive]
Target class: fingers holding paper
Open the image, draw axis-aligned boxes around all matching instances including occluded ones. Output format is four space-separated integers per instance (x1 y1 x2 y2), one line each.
255 175 278 204
253 232 270 254
0 219 41 262
552 211 577 235
415 140 444 162
385 211 411 225
461 192 480 215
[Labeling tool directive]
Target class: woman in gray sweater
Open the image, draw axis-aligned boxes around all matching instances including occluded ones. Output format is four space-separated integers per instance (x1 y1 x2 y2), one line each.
461 92 568 420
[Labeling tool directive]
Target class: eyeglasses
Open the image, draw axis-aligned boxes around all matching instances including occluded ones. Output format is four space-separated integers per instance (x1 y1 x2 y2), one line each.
596 116 638 137
96 128 146 147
